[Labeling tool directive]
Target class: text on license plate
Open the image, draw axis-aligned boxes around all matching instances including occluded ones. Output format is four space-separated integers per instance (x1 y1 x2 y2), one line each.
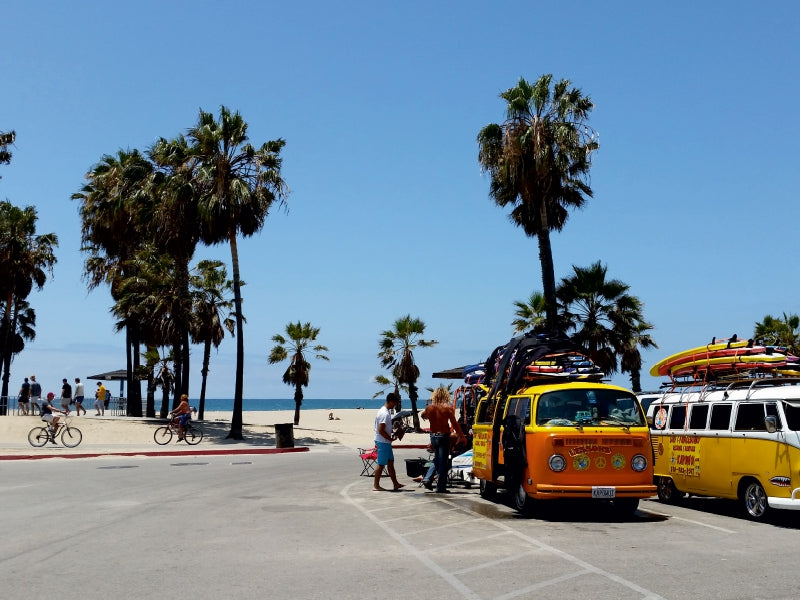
592 486 616 499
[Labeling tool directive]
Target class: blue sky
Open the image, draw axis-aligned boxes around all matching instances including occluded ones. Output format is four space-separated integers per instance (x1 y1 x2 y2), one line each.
2 1 798 400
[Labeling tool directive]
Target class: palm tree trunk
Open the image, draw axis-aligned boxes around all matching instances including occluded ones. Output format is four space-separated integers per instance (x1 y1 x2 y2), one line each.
537 210 558 331
293 382 303 426
130 326 142 417
172 340 182 410
630 369 642 393
409 383 421 431
0 293 13 399
198 338 211 421
227 231 245 440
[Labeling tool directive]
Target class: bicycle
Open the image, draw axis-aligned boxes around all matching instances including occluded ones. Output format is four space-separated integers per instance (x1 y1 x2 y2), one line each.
28 417 83 448
153 414 203 445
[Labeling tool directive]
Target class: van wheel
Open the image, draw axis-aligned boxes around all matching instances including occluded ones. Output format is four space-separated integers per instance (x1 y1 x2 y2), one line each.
657 477 685 503
513 483 534 514
479 479 496 500
741 479 769 520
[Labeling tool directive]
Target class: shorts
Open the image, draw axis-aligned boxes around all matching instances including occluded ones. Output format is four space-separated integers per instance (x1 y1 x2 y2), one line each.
376 441 394 466
41 414 55 423
178 414 191 427
75 396 84 404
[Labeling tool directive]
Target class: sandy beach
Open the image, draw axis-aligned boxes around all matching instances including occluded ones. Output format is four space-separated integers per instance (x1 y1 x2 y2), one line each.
0 408 431 456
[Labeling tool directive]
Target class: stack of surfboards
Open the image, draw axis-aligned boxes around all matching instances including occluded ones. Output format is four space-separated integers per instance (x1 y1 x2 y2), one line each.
649 336 800 379
522 351 604 382
461 364 485 384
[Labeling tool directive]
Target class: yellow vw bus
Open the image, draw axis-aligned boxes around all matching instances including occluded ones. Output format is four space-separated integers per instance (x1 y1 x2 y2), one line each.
472 380 656 515
648 378 800 520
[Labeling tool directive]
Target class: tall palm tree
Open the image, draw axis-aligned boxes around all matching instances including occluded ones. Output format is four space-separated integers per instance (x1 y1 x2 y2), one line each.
378 315 437 431
619 314 658 393
0 298 36 398
754 313 800 355
189 106 288 440
268 322 329 426
556 261 648 375
190 260 235 420
0 201 57 399
478 75 598 330
511 291 548 334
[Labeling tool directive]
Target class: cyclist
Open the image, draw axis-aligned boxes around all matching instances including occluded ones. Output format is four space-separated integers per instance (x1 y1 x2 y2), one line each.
172 394 193 441
40 392 66 442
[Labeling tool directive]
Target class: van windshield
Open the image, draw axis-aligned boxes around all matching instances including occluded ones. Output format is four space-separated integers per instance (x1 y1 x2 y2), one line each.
536 389 645 427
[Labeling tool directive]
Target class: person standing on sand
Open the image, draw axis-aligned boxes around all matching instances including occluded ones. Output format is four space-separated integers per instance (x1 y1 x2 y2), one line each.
73 378 86 415
60 378 72 414
373 392 404 491
18 377 31 415
30 375 42 414
421 387 465 493
95 382 106 415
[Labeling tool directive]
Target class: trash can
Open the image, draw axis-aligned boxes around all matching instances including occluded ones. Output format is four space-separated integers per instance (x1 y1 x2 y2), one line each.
275 423 294 448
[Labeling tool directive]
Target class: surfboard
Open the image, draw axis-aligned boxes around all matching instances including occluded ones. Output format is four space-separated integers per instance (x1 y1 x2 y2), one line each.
649 338 753 377
666 352 787 376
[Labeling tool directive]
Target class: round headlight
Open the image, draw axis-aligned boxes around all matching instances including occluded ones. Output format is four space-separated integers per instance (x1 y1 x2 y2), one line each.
548 454 567 472
631 454 648 472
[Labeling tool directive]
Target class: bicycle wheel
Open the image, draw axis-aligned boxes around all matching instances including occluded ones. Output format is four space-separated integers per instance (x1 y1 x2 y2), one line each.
60 427 82 448
154 426 173 445
28 427 49 447
184 425 203 445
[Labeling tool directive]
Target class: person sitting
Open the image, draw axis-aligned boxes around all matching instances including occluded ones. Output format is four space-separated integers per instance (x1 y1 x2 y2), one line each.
40 392 66 442
172 394 193 441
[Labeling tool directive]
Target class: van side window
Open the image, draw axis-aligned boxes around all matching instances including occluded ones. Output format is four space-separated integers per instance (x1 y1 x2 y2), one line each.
783 402 800 431
689 404 709 429
475 398 496 424
668 405 686 430
735 403 766 431
709 404 732 430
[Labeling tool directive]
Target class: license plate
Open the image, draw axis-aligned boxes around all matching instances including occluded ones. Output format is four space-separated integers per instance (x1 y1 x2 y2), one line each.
592 486 616 499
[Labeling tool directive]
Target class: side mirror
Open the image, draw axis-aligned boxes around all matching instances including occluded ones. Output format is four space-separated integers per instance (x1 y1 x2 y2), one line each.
765 415 777 434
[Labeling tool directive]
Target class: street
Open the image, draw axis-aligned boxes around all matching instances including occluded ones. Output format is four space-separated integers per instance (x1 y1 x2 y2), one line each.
2 446 798 600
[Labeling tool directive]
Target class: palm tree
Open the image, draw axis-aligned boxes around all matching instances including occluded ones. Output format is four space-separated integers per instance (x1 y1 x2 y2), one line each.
189 106 288 440
190 260 235 420
268 322 329 425
754 313 800 355
0 298 36 399
478 75 598 330
0 201 57 399
511 291 548 334
0 130 15 174
619 315 658 393
378 315 437 431
372 374 409 401
557 261 649 375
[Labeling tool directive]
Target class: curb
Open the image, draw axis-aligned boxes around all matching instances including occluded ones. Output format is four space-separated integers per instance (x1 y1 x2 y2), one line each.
0 446 309 461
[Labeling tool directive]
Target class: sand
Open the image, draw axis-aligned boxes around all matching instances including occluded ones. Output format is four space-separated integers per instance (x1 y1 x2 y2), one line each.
0 408 431 456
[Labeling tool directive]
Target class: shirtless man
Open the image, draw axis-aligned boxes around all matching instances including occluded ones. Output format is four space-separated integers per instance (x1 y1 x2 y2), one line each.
421 387 465 493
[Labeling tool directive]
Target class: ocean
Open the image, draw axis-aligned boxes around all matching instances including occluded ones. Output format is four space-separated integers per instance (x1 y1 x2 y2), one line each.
198 398 387 412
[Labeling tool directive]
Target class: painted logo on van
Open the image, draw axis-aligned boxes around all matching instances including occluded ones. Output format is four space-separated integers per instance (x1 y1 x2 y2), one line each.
769 476 791 487
573 454 590 471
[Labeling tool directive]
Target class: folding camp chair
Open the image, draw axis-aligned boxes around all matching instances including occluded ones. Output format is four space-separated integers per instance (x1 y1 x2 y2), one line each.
358 446 378 477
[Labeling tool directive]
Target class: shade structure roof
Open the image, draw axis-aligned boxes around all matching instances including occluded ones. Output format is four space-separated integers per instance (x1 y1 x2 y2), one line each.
431 366 468 379
86 369 130 381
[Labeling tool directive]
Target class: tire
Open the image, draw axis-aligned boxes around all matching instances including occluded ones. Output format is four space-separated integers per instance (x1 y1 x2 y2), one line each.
479 479 497 500
742 479 769 520
154 426 173 445
612 498 640 516
513 483 534 514
656 476 685 503
28 427 48 447
61 427 82 448
184 425 203 445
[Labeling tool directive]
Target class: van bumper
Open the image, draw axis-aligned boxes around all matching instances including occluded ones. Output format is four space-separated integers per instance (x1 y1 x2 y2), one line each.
533 484 657 499
768 488 800 510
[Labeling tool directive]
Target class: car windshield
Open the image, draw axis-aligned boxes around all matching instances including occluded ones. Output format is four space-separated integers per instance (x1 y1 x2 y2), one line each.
535 388 645 427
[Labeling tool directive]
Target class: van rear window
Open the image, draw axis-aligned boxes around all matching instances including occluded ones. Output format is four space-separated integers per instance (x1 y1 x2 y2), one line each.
783 402 800 431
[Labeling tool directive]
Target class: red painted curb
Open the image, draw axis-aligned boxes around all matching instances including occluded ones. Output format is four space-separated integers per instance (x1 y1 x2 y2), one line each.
0 446 309 461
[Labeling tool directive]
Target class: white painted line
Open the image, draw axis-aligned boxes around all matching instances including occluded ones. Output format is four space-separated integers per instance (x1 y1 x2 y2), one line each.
639 509 737 534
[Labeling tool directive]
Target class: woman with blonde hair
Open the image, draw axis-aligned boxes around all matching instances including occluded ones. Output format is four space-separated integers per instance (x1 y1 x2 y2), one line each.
421 387 465 492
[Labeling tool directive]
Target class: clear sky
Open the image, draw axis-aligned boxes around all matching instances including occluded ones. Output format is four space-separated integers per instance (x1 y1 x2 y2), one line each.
2 1 798 400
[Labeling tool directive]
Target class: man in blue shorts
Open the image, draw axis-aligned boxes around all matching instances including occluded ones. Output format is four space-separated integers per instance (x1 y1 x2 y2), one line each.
373 392 404 492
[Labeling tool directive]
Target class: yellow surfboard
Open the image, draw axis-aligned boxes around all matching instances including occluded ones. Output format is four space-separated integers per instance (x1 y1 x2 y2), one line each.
667 353 786 376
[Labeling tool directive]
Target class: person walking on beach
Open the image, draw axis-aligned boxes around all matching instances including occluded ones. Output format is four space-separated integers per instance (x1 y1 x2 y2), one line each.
60 378 72 414
18 377 31 415
95 382 106 415
373 392 404 492
30 375 42 415
73 378 86 416
421 387 465 493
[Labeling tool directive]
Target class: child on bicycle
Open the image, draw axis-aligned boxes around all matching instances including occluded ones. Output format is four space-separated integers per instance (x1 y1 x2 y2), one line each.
172 394 193 441
40 392 66 439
